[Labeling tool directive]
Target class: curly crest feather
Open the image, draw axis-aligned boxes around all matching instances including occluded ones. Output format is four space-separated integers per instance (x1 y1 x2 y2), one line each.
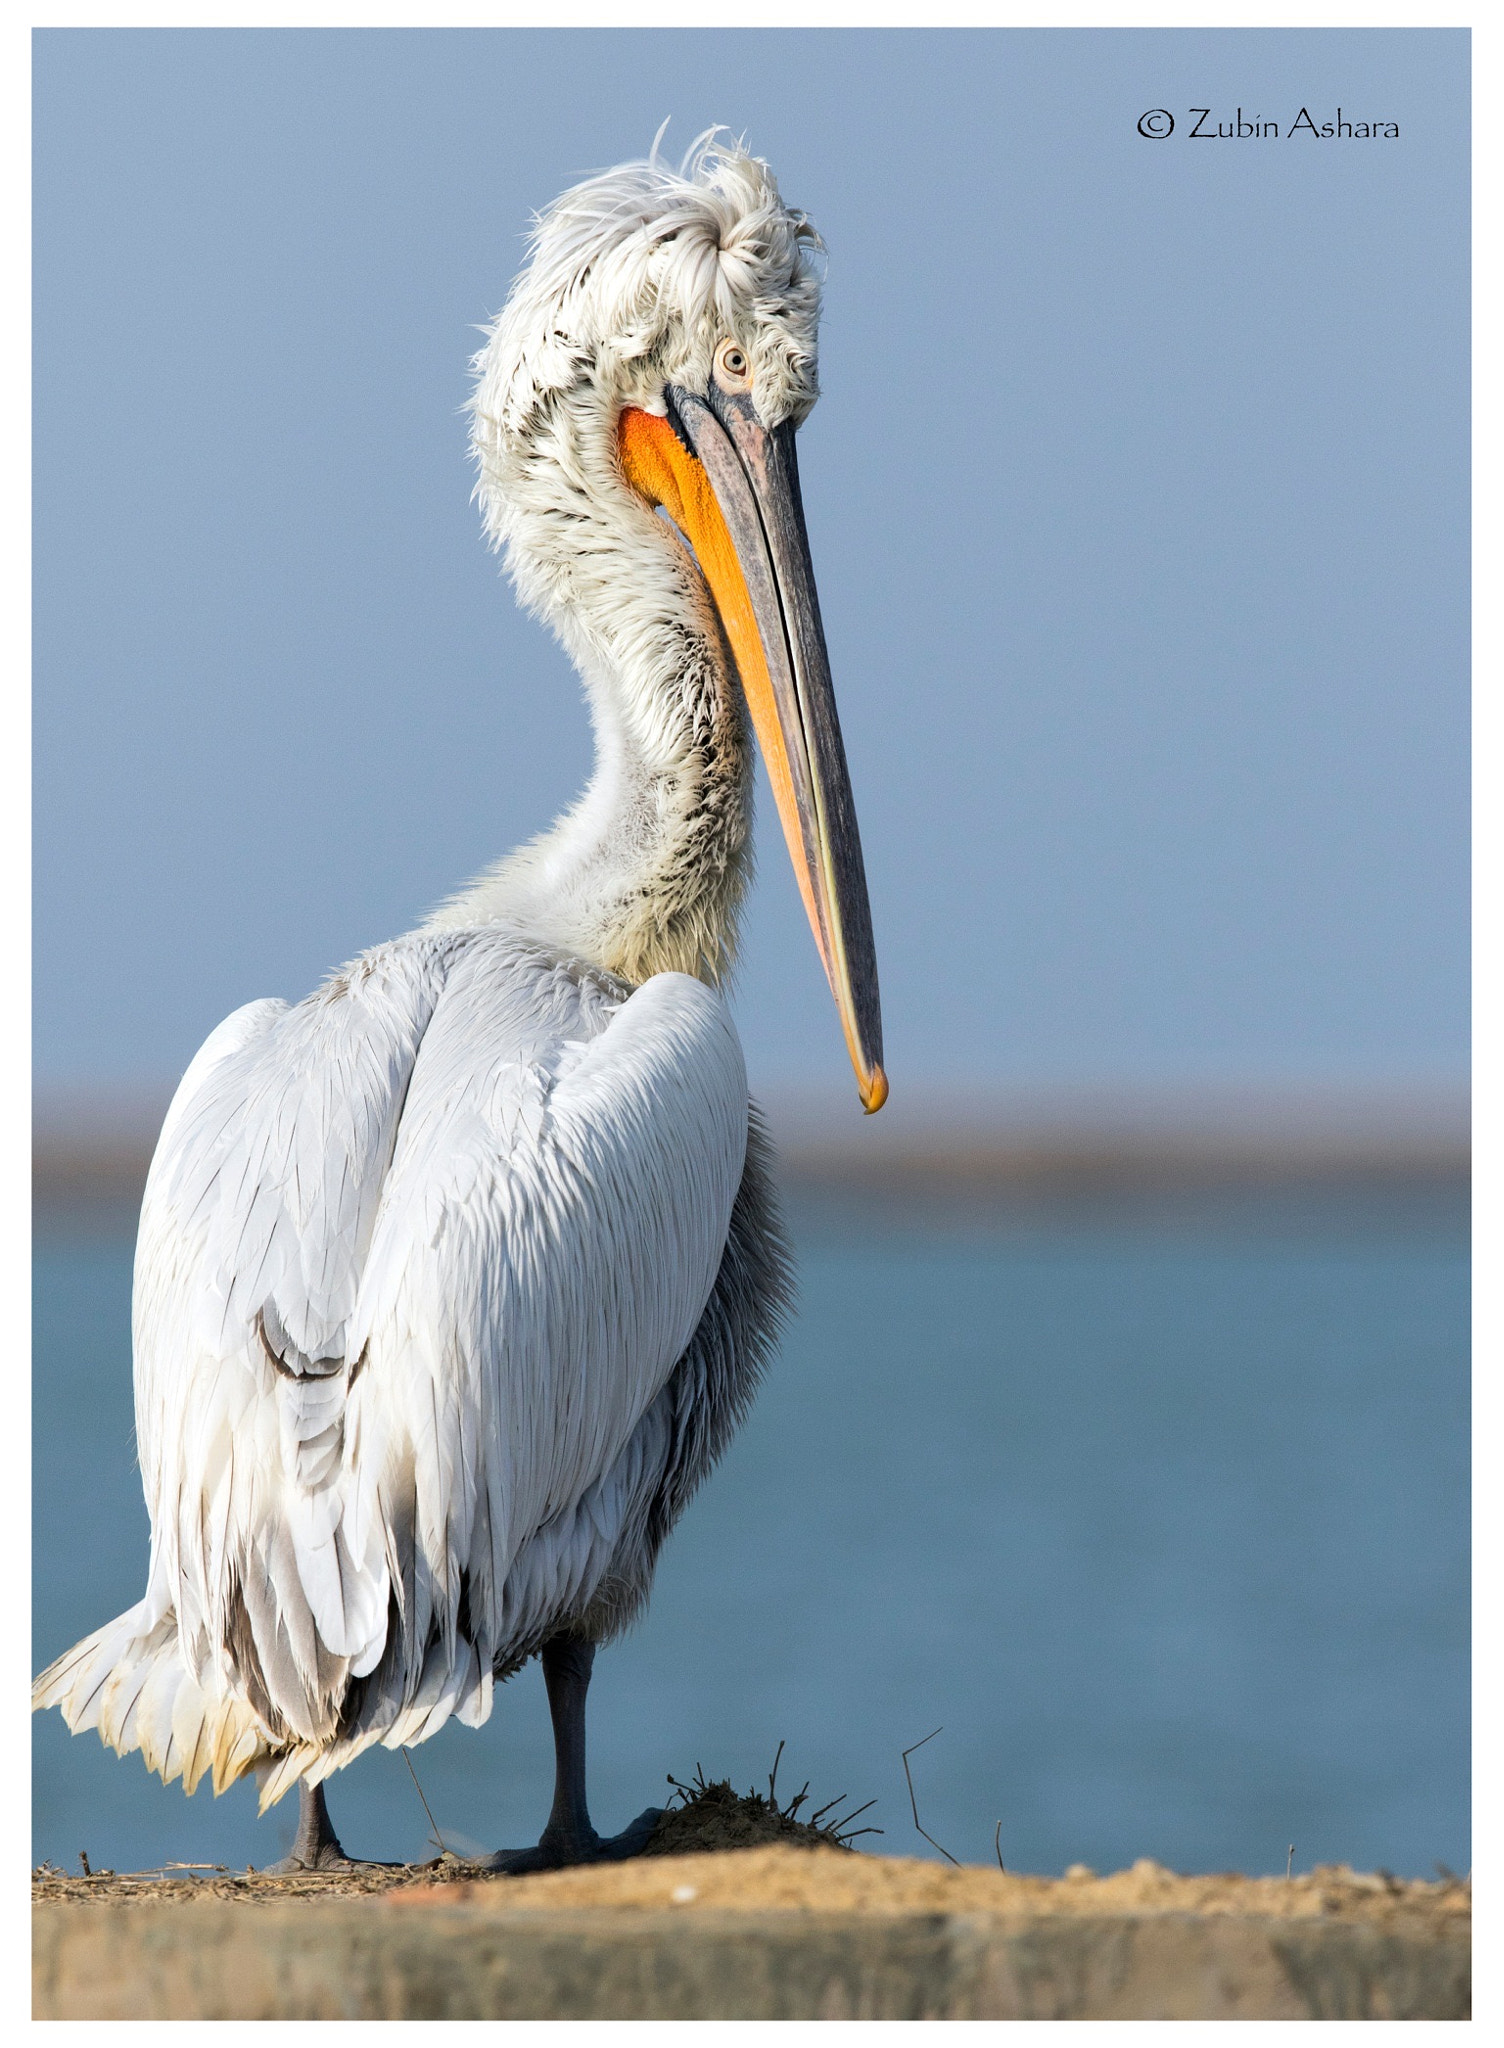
470 131 823 551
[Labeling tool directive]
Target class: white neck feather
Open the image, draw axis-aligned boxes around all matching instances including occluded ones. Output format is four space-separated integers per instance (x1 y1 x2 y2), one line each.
426 448 753 990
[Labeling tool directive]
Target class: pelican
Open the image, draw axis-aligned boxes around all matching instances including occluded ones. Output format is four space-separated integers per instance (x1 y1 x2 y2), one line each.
34 135 884 1874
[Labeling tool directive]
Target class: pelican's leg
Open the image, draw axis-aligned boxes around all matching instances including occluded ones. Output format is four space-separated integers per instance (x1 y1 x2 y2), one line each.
264 1781 406 1875
483 1634 663 1874
264 1781 352 1873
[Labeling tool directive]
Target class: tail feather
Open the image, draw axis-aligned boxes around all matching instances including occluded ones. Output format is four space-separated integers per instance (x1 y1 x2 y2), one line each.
214 1714 267 1797
134 1650 188 1783
104 1646 164 1757
33 1612 272 1796
33 1607 151 1732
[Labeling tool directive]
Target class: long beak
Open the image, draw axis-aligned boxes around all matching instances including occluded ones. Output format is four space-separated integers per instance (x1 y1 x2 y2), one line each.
619 389 887 1113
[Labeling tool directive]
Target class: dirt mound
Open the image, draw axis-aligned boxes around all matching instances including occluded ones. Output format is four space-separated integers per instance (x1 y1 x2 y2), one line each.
644 1760 869 1856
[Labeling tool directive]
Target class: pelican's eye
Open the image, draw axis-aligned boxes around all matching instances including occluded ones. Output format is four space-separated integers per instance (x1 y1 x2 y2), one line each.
714 340 752 393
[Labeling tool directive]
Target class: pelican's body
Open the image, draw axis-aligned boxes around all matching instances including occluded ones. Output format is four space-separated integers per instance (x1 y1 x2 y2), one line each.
36 138 883 1867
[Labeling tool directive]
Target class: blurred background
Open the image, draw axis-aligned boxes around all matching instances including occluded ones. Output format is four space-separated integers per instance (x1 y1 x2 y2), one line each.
34 28 1468 1879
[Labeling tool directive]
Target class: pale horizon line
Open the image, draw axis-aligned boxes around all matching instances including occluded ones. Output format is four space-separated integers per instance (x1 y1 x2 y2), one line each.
34 1073 1470 1213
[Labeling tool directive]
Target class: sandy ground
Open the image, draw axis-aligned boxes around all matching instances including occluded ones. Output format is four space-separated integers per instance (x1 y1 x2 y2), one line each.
445 1846 1471 1925
34 1782 1469 1926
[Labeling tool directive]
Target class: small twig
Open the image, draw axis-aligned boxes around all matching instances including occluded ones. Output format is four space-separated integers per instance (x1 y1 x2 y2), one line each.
834 1796 877 1830
900 1730 960 1867
666 1767 715 1806
809 1792 849 1825
995 1821 1006 1874
1286 1843 1295 1880
768 1739 785 1809
837 1827 885 1843
163 1863 228 1872
78 1851 91 1877
402 1746 448 1857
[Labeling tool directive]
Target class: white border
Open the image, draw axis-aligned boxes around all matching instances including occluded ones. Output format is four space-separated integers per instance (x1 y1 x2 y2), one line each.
12 11 1485 2037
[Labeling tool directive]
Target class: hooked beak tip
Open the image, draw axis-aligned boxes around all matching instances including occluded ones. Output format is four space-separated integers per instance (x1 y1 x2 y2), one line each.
860 1065 889 1115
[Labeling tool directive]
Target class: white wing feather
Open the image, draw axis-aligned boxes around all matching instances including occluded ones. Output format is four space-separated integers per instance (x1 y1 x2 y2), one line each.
339 949 746 1721
129 936 461 1750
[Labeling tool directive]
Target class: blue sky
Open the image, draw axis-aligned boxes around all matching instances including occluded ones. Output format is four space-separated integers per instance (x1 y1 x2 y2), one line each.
33 28 1468 1110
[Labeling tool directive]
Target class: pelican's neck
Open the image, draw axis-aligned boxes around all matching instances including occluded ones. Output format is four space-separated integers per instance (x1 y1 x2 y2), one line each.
428 507 753 989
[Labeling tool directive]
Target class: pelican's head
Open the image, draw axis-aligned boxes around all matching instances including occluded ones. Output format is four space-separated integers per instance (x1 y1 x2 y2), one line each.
472 134 885 1113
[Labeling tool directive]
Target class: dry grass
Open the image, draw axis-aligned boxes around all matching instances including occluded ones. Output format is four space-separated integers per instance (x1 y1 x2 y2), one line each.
31 1749 874 1904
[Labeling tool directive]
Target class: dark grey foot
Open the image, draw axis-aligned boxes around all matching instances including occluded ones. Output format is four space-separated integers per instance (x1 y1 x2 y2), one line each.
263 1842 359 1875
263 1779 406 1876
481 1804 664 1876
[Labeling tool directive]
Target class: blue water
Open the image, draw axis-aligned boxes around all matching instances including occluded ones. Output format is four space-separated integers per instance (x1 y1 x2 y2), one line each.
33 1191 1468 1878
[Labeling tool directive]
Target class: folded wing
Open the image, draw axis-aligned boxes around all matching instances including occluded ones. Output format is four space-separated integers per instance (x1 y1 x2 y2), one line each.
36 926 748 1804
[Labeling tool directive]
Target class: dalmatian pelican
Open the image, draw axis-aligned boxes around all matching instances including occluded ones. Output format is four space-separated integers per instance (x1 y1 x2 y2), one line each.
33 136 885 1873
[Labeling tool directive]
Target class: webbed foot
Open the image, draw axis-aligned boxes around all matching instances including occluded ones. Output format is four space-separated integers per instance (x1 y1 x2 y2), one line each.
264 1842 358 1876
481 1804 664 1875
